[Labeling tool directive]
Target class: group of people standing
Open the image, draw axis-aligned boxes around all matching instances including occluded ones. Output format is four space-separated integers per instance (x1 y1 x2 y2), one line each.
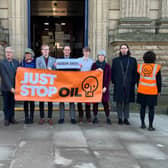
0 44 162 131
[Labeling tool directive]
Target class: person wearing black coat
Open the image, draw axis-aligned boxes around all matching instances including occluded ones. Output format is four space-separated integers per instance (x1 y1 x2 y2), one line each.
137 51 162 131
0 47 19 126
111 44 137 125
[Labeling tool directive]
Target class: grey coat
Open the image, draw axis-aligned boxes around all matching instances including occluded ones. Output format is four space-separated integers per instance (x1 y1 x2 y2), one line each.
0 59 19 91
36 56 56 70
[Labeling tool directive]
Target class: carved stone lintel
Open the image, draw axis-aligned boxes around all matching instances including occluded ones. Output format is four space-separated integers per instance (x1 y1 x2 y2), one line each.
120 0 150 18
118 0 153 34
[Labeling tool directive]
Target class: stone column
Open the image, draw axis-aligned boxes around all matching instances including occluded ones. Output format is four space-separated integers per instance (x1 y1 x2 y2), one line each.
88 0 109 60
8 0 28 61
161 0 168 18
118 0 153 33
159 0 168 33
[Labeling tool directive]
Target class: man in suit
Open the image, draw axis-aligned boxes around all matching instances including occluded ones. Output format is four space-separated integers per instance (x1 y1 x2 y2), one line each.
55 46 77 124
0 47 19 126
36 44 56 125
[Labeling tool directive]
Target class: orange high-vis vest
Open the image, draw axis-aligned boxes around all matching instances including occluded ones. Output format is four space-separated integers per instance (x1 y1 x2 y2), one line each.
137 63 161 95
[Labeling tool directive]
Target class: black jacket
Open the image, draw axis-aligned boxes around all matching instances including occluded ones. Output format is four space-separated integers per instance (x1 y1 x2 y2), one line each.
111 55 137 103
0 59 19 91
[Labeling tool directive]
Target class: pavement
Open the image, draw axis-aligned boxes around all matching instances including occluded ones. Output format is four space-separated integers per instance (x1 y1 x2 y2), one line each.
0 110 168 168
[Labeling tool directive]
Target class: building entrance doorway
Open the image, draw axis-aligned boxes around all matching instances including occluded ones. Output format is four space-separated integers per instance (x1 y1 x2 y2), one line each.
30 0 85 58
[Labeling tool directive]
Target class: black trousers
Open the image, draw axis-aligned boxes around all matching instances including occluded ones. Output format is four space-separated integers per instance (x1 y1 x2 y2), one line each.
24 101 35 119
140 104 154 127
77 103 91 120
39 102 53 118
2 91 15 121
93 102 110 117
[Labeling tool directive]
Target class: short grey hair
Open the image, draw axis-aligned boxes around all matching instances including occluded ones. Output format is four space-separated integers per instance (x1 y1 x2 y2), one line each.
5 46 15 52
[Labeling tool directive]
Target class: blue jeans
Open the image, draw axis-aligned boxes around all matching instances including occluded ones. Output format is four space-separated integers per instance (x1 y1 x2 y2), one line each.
59 102 75 119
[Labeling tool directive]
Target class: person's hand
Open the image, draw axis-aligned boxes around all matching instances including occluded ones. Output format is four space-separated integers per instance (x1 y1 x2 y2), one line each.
54 62 57 68
97 68 103 71
11 88 15 94
80 64 82 68
158 93 161 96
48 67 51 70
102 87 107 93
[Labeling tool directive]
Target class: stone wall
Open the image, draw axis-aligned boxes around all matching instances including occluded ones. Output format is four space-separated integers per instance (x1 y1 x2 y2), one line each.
0 0 8 31
0 0 9 59
108 0 160 36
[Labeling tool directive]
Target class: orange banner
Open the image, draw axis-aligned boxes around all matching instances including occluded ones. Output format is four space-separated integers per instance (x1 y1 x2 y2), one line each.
15 67 103 102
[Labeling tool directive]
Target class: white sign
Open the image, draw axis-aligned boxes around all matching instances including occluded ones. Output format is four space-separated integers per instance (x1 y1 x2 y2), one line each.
56 59 80 69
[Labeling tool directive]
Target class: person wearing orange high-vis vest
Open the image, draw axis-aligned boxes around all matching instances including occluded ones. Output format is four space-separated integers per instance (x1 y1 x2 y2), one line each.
137 51 162 131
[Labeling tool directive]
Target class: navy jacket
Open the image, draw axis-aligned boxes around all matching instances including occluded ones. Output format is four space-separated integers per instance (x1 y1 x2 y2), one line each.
20 58 36 68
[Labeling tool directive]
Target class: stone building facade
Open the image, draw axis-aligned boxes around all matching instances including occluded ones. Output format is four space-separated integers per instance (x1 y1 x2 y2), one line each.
0 0 168 94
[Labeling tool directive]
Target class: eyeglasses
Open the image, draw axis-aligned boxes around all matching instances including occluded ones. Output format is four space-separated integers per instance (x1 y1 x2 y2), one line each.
42 48 49 51
6 51 13 53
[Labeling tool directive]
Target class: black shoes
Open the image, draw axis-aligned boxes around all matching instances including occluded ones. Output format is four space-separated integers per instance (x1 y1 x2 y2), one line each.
92 117 112 124
148 126 155 131
106 118 112 125
124 119 130 125
140 121 155 131
141 124 146 129
118 118 123 125
4 119 18 126
92 117 99 124
29 118 34 124
9 119 18 124
24 118 29 124
58 119 64 124
118 119 130 125
71 119 76 124
58 119 76 124
141 122 146 129
24 118 34 124
4 120 10 126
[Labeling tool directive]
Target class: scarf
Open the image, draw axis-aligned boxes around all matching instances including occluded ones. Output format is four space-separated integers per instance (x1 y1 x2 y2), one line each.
96 60 106 70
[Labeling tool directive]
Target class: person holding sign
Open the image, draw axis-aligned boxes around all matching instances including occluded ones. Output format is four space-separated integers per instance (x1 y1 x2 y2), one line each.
137 51 162 131
20 48 36 124
36 45 56 125
0 47 19 126
91 50 112 124
77 47 93 123
54 46 78 124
